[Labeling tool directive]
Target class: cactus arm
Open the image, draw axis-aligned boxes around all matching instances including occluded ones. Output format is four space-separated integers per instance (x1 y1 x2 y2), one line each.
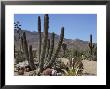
38 16 42 63
45 39 50 59
45 27 64 69
39 14 49 73
44 32 55 67
22 32 29 61
48 32 55 61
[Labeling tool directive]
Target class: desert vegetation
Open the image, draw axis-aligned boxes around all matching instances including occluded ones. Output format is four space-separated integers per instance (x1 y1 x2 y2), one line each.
14 14 97 76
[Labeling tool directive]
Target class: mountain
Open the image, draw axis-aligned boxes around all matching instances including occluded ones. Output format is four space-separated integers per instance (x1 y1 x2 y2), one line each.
14 29 96 52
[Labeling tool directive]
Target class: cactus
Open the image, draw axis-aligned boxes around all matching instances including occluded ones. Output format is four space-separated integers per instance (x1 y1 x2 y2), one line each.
22 32 30 61
47 32 55 62
62 43 67 57
21 36 24 52
15 14 65 75
39 14 49 73
45 39 50 59
29 45 36 70
44 27 64 68
88 34 94 55
22 32 36 70
38 16 42 64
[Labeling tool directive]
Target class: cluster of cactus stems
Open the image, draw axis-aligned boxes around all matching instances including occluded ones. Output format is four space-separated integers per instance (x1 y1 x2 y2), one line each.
88 34 94 55
45 27 64 69
38 14 64 74
20 14 64 75
22 32 36 70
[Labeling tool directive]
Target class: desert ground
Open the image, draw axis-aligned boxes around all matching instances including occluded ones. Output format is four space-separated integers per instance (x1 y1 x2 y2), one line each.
82 60 96 75
14 59 97 76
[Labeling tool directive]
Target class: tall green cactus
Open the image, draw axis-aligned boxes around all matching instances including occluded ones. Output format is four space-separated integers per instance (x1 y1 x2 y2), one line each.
89 34 94 55
38 16 41 64
39 14 49 73
37 14 65 75
45 27 64 68
47 32 55 62
45 39 50 58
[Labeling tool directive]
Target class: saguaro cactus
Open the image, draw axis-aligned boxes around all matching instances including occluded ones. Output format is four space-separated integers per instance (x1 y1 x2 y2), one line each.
89 34 94 55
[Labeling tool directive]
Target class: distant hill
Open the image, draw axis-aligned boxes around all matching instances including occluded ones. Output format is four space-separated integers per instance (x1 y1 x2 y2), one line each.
14 29 96 52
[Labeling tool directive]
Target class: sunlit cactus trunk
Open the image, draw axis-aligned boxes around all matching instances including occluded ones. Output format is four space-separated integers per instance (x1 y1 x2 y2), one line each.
89 34 94 55
39 14 49 73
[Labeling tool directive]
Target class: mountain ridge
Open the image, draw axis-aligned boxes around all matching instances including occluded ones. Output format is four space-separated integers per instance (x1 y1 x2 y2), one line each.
14 29 97 51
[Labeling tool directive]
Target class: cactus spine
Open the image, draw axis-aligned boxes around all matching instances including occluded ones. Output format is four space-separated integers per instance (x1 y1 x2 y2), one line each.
89 34 94 55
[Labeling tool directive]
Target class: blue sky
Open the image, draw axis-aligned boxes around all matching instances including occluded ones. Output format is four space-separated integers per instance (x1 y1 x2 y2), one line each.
14 14 97 42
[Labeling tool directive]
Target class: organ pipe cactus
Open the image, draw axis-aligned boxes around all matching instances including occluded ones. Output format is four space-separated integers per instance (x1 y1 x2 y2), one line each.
39 14 49 73
21 14 64 75
88 34 94 55
37 14 65 74
44 27 64 69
